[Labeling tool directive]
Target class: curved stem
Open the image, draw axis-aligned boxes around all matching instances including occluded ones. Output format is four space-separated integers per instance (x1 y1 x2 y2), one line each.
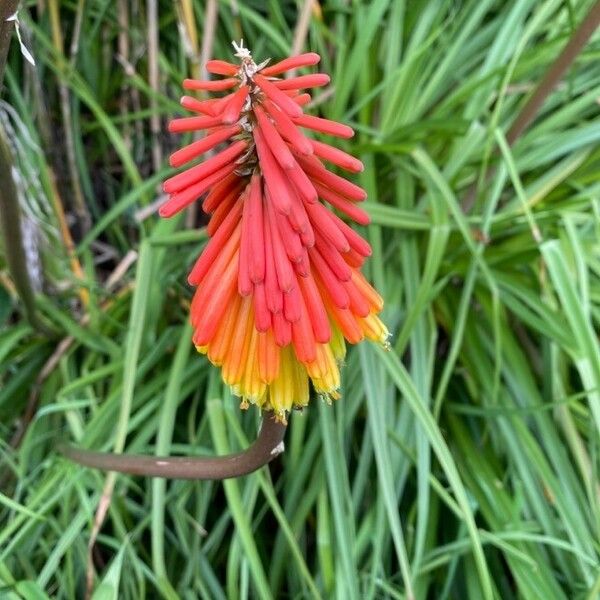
59 414 287 480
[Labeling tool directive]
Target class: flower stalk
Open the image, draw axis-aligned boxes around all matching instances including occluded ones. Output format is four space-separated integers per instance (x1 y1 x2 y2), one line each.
59 413 286 479
62 42 386 480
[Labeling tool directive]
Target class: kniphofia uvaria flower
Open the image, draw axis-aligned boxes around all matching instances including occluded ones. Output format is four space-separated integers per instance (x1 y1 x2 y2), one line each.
161 41 388 421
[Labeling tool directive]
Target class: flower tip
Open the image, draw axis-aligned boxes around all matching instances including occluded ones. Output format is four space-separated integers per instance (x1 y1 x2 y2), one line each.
255 320 270 333
306 52 321 64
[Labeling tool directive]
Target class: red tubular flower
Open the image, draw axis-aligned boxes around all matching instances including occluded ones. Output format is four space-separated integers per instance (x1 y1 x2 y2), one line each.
161 40 388 421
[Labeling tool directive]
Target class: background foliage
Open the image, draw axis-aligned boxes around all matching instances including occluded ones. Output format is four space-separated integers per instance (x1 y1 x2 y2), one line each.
1 0 600 598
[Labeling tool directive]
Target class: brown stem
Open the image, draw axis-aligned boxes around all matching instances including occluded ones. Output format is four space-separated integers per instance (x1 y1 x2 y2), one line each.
506 1 600 145
462 1 600 212
59 414 287 479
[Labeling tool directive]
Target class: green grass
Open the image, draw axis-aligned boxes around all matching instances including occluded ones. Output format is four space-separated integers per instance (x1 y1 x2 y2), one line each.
1 0 600 598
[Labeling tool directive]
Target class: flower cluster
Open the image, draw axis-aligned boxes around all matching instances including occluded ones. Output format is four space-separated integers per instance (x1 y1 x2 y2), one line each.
161 41 388 421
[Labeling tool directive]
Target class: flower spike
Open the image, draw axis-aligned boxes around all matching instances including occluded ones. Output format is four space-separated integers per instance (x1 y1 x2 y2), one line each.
161 43 388 422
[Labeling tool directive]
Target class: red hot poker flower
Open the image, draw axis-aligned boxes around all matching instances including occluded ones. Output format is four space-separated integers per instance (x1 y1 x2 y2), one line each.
161 40 388 422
